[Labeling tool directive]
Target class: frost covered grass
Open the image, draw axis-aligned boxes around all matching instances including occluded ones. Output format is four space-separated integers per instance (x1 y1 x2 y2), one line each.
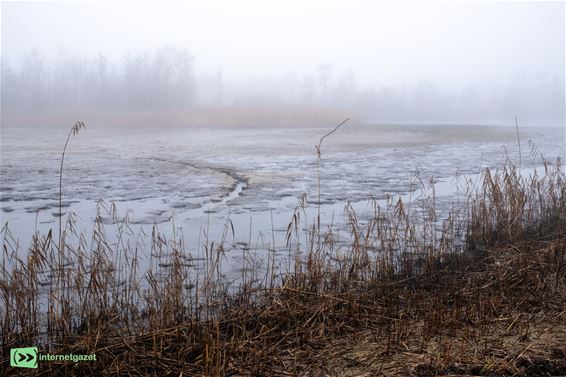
1 158 565 376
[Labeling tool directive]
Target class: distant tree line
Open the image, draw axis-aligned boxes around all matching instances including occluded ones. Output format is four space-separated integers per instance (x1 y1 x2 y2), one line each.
2 47 195 113
286 64 564 125
201 63 563 125
2 48 563 126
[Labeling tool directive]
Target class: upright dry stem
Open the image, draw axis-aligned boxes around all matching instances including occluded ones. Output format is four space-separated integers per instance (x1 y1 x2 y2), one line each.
59 121 85 251
515 115 522 169
315 118 349 248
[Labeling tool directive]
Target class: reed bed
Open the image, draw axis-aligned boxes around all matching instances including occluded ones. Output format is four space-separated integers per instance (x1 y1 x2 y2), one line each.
1 160 565 376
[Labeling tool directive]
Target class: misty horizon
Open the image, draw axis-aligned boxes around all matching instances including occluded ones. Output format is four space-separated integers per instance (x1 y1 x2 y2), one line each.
1 1 564 127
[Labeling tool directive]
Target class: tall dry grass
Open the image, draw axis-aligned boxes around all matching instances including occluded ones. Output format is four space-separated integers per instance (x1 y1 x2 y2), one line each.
1 155 565 375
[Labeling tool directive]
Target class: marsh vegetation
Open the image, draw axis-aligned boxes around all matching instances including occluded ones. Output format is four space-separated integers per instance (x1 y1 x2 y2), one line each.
1 142 565 375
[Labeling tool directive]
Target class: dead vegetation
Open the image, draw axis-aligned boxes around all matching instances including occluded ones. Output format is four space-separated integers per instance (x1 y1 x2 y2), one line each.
1 157 565 376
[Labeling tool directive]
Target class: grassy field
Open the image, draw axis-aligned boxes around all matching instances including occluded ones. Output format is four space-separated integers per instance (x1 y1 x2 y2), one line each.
1 158 565 376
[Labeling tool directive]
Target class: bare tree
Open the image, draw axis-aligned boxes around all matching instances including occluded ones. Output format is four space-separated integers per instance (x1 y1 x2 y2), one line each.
316 63 333 103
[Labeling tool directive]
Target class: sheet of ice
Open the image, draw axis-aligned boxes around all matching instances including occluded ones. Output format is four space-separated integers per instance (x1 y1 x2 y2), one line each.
1 124 564 282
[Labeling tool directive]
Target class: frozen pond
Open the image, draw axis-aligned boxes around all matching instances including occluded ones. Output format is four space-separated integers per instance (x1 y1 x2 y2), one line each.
1 123 564 281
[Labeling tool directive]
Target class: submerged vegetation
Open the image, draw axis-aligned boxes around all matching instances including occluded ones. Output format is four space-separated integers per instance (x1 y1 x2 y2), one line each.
1 150 565 375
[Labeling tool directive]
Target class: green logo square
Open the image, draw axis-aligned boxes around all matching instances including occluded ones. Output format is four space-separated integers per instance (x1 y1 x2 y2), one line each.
10 347 38 368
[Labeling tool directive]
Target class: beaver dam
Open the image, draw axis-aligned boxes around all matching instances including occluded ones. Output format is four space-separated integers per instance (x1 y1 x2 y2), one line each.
1 124 565 376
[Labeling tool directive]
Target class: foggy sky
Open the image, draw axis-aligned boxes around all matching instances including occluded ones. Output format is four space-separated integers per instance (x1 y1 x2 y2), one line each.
1 1 564 126
2 1 563 88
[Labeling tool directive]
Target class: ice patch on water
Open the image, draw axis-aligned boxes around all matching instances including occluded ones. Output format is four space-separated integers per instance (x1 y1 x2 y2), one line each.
1 124 563 265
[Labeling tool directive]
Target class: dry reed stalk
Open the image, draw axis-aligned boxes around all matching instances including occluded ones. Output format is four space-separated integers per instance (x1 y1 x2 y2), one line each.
315 118 349 250
58 121 85 252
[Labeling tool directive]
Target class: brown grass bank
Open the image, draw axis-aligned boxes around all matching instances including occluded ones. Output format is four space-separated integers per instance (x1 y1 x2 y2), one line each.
1 160 565 376
1 105 359 129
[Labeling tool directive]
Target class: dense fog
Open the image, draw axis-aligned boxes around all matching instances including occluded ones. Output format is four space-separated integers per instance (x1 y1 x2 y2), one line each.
2 48 195 111
1 1 564 127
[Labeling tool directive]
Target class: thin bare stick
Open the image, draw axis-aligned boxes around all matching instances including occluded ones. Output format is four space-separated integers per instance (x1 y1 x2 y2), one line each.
315 118 350 251
59 121 86 251
514 115 521 169
315 118 350 158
